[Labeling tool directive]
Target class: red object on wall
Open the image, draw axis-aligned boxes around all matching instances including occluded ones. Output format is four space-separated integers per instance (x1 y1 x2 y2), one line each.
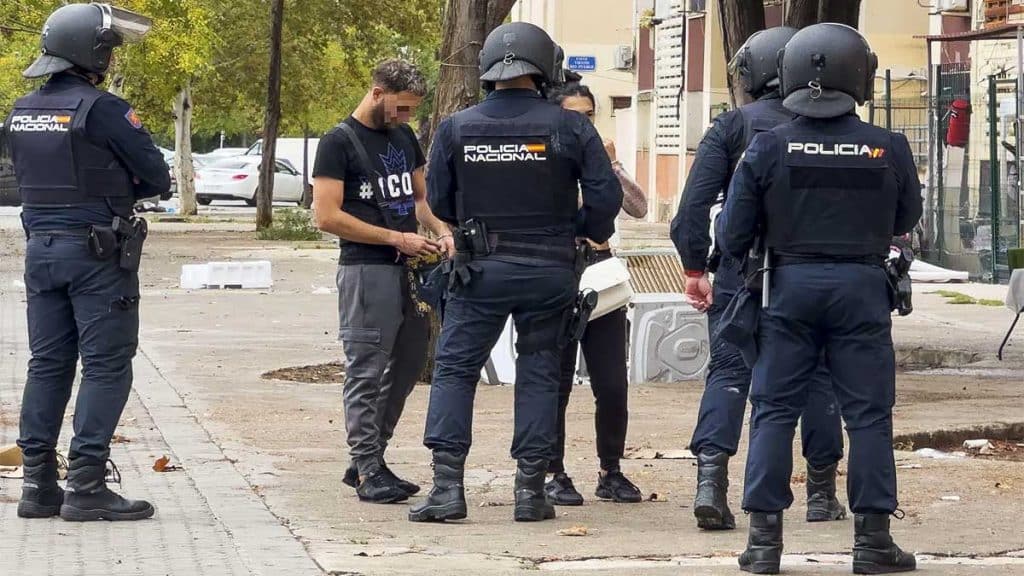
946 99 971 148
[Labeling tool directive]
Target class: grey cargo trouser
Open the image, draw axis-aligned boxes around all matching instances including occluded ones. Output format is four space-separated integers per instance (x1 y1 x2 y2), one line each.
337 264 429 478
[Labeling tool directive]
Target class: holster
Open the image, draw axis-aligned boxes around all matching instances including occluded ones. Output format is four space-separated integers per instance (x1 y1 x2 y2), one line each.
561 289 599 347
885 245 914 316
574 242 593 279
112 216 147 272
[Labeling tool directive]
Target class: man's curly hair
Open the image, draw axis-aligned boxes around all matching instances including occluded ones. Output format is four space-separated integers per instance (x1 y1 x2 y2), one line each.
372 59 427 97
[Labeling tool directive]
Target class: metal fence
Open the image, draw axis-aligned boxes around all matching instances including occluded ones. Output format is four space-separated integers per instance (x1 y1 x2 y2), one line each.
871 64 1022 282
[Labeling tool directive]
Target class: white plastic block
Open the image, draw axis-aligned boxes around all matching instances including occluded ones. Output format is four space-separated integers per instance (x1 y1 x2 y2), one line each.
180 264 209 290
180 261 272 290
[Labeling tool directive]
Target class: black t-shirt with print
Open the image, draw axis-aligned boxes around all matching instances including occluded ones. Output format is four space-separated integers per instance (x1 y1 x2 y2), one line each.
313 117 426 265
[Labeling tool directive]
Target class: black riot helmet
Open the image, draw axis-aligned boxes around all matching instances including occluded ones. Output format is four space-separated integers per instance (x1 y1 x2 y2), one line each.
730 26 797 97
23 3 152 79
779 23 878 118
479 22 558 85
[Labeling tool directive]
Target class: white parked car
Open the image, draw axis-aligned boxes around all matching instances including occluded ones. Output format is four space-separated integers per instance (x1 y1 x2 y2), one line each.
245 138 319 186
196 147 248 163
195 156 305 206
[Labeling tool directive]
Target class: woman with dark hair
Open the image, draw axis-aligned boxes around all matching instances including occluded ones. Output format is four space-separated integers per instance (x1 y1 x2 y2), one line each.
545 81 648 505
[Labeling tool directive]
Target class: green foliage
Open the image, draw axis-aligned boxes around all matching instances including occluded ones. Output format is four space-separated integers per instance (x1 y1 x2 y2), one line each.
932 290 1003 307
256 208 320 241
2 0 443 140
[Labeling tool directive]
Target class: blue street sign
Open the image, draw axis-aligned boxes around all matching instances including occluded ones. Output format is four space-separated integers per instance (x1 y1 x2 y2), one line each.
567 56 597 72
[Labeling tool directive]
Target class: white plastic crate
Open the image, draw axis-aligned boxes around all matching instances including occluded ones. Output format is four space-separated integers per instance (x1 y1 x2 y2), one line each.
179 261 273 290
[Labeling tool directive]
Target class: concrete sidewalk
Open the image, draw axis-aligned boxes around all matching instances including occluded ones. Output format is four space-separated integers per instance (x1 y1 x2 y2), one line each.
0 261 322 575
1 217 1023 575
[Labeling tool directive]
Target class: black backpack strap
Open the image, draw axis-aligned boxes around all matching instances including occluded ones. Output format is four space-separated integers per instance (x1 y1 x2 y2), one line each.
334 121 394 230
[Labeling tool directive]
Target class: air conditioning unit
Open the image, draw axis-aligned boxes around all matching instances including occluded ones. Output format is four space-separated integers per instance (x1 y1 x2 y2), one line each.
937 0 968 11
614 45 635 70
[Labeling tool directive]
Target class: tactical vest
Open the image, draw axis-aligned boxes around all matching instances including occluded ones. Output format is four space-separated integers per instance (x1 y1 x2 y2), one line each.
739 96 796 150
6 82 133 215
725 96 795 195
763 119 899 257
451 101 578 233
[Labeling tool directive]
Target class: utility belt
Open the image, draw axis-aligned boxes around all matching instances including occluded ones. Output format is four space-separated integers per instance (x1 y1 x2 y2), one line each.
453 219 577 264
772 253 885 268
86 216 149 272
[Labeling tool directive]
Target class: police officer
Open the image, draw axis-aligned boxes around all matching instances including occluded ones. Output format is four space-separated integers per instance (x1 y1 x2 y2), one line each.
409 23 622 523
719 23 921 574
670 26 845 531
6 3 169 522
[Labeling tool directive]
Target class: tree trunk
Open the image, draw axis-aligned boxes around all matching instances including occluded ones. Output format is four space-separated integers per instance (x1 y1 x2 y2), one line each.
173 82 197 217
301 130 313 208
486 0 518 31
257 0 285 230
719 0 766 107
818 0 861 28
419 0 516 384
426 0 517 152
785 0 819 29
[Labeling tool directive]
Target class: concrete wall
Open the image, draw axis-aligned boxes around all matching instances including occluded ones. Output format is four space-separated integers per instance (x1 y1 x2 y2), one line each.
512 0 639 139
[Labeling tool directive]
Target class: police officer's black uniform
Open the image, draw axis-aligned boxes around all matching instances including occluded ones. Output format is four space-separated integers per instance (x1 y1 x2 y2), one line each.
669 27 845 531
6 2 168 522
409 23 622 524
718 24 921 574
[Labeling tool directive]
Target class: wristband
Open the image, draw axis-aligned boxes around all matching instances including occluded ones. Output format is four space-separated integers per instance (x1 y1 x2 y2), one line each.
684 269 705 279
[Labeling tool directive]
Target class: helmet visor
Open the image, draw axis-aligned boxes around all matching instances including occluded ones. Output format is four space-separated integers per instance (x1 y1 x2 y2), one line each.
96 4 152 43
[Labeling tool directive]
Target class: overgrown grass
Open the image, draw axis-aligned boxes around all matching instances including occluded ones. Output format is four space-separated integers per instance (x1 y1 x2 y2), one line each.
932 290 1003 307
257 209 321 241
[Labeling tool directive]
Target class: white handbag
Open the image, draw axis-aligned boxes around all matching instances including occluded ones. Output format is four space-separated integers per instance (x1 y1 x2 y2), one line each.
579 256 634 320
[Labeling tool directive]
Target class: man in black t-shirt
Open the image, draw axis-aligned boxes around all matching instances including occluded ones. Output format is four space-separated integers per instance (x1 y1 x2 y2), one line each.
312 59 454 504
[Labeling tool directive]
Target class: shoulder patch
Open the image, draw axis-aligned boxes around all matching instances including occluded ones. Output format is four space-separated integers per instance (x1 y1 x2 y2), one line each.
125 108 143 130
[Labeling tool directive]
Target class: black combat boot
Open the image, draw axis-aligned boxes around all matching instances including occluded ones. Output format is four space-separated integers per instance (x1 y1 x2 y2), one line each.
514 458 556 522
806 462 847 522
18 451 64 518
60 457 154 522
853 514 916 574
693 451 735 530
738 512 783 574
408 451 467 522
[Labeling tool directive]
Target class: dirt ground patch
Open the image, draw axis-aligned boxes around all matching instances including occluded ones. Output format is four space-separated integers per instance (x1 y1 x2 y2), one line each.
262 362 345 384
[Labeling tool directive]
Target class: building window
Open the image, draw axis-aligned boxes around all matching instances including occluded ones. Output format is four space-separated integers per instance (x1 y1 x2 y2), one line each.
610 96 633 114
687 0 707 11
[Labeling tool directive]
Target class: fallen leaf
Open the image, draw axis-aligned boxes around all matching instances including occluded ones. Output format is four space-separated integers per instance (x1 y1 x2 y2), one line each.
648 493 669 502
478 501 509 507
112 434 131 444
153 456 170 472
557 525 589 537
152 456 183 472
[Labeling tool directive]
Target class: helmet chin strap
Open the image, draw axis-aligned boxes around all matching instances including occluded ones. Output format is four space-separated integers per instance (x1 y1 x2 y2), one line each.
66 67 104 85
